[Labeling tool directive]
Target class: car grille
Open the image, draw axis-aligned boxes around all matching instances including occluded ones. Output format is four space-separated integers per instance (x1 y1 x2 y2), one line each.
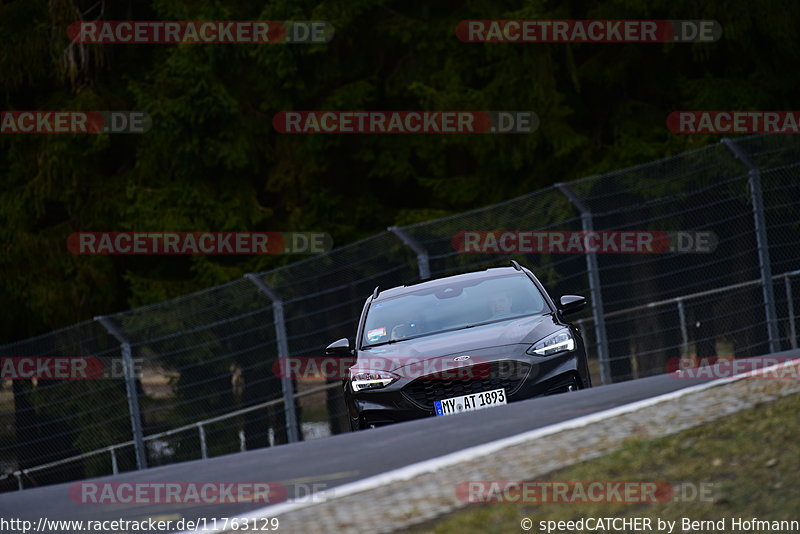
401 360 531 410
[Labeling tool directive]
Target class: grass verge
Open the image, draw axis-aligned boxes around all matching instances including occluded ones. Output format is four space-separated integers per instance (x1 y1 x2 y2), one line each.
406 392 800 533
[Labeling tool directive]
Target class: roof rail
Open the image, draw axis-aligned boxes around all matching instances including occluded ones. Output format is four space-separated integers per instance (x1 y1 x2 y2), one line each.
510 260 522 271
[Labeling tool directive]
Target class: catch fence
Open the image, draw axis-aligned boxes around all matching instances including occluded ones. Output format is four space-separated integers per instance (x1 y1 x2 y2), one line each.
1 134 799 490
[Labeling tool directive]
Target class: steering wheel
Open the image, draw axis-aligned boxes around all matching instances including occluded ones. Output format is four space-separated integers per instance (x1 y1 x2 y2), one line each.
390 319 422 340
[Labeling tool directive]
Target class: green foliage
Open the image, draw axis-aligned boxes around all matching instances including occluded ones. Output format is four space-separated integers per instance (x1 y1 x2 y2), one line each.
2 0 800 337
2 0 799 477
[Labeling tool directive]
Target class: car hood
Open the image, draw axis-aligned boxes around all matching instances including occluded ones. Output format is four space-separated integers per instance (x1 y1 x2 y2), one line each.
356 313 562 373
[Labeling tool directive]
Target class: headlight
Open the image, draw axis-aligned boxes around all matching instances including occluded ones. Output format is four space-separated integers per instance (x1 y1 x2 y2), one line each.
527 330 575 356
349 369 400 392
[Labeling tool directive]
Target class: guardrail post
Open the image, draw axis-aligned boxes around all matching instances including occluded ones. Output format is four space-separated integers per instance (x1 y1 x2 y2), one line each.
388 226 431 280
786 274 797 350
556 183 611 385
96 316 148 470
110 447 119 475
244 274 300 444
239 430 246 452
722 138 781 354
14 471 22 491
198 424 208 459
676 299 690 357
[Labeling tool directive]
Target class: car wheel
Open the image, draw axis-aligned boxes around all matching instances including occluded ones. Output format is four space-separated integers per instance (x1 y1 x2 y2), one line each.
349 417 366 432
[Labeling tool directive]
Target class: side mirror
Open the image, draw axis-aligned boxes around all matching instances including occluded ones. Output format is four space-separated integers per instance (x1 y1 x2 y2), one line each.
558 295 586 315
325 338 353 356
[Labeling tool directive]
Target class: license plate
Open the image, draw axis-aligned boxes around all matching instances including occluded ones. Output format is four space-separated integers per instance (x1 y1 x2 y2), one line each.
434 388 507 416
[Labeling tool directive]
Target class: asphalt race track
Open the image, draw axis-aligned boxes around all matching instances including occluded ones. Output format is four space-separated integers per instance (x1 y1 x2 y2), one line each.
1 352 797 532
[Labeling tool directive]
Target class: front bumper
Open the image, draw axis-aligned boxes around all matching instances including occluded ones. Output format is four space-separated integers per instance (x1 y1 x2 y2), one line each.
345 345 588 428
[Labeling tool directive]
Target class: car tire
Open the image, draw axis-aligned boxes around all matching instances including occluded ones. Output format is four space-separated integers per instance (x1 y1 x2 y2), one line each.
349 417 366 432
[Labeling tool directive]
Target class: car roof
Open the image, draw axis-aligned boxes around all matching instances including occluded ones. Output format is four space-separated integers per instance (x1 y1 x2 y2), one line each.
374 266 530 302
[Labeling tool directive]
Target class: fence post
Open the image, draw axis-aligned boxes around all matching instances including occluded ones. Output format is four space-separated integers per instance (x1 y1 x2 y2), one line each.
95 316 148 470
786 274 797 350
722 138 781 354
555 183 611 384
244 274 300 444
676 298 689 357
388 226 431 280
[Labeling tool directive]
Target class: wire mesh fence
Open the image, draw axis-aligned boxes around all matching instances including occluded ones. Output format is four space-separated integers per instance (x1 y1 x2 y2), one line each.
1 134 799 491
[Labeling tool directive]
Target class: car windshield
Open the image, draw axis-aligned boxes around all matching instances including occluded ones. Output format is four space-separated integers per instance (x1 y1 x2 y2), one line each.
362 274 549 347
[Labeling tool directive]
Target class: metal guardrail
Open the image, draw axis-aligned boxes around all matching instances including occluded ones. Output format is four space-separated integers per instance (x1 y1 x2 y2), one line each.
8 270 799 490
573 269 800 358
3 134 800 493
6 382 341 491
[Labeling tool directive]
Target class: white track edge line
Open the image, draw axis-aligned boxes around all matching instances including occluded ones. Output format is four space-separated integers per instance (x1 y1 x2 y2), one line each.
187 357 800 532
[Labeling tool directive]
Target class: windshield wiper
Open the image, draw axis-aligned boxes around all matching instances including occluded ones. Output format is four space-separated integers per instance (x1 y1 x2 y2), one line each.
460 313 542 330
362 338 408 349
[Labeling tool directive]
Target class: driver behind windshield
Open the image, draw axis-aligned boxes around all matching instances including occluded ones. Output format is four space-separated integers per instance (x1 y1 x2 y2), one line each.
363 275 547 346
488 291 513 318
391 318 424 340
